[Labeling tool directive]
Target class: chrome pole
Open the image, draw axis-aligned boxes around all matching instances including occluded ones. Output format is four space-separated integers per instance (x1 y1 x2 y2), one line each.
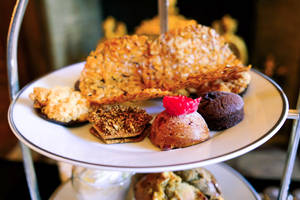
159 0 168 34
7 0 41 199
278 90 300 200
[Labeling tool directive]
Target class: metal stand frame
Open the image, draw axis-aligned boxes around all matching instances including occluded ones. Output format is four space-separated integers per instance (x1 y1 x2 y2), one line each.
7 0 40 199
278 91 300 200
6 0 300 199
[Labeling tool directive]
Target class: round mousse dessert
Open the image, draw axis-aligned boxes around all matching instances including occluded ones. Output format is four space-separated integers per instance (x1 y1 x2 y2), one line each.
149 96 209 150
197 91 244 131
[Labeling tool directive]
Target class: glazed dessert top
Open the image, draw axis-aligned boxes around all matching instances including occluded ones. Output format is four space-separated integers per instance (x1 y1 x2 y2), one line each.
198 91 244 117
150 96 209 150
163 95 201 116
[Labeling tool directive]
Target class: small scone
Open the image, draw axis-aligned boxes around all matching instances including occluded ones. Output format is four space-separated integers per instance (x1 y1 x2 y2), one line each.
197 91 244 131
88 104 152 144
150 111 209 150
29 86 89 126
128 168 224 200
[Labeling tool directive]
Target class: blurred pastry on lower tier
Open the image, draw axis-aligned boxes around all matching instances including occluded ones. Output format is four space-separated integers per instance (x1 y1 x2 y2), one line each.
126 168 223 200
174 168 223 199
29 87 89 127
149 96 209 150
88 104 152 144
197 91 244 131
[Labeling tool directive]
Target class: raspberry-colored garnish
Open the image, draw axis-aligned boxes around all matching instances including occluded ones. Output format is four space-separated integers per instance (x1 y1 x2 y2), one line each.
163 95 201 116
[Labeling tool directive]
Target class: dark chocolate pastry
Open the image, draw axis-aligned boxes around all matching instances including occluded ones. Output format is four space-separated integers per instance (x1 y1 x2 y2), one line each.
197 91 244 131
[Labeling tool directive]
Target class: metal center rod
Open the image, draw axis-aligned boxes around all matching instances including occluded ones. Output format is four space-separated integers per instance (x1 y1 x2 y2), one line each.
278 90 300 200
7 0 41 199
159 0 168 34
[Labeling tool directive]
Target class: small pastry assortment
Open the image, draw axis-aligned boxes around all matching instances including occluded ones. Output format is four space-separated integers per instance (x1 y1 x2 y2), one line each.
29 87 89 127
88 104 152 144
126 167 224 200
197 91 244 131
150 96 209 150
29 23 248 147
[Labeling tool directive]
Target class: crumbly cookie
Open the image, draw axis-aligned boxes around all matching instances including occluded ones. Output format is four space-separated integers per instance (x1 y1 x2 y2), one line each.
29 87 89 125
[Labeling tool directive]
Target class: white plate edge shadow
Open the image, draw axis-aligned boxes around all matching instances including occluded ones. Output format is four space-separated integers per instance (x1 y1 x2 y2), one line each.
8 62 289 172
50 163 260 200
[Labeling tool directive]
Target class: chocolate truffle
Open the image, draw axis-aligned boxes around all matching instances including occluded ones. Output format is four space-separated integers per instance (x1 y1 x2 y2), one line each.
197 91 244 131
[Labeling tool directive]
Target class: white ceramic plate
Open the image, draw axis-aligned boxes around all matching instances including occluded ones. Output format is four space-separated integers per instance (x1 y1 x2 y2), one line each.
8 62 288 172
50 163 260 200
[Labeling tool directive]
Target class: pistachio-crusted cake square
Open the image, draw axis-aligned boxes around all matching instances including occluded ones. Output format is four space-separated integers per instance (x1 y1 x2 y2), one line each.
88 104 152 140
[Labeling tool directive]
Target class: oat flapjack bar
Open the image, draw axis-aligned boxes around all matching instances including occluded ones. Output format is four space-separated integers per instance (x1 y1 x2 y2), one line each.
90 125 150 144
88 104 152 140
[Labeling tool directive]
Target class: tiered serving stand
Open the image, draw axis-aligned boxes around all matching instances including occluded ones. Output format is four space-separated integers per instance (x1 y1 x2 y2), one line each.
7 0 300 199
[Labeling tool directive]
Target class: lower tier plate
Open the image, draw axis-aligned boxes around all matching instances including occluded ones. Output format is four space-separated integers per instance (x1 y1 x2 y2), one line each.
8 62 288 172
50 163 260 200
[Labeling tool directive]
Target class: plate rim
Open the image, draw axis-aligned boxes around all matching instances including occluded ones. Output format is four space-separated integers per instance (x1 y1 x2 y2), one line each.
8 63 289 171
